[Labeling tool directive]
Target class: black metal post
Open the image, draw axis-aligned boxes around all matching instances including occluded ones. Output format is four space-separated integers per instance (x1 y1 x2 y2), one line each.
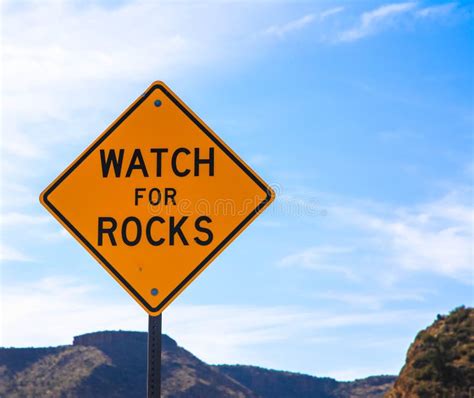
147 314 162 398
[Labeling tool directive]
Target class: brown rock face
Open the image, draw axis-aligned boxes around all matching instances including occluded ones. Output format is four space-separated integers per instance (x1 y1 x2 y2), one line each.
386 306 474 398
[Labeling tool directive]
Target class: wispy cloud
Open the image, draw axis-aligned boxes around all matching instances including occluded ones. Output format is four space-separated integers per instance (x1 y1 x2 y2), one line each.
320 6 345 20
337 2 417 42
165 304 423 366
264 7 344 38
334 2 461 43
416 2 457 18
0 243 32 262
0 183 36 209
278 245 358 280
0 277 142 346
278 182 473 284
330 189 473 282
1 129 47 160
1 277 431 378
265 14 316 38
315 290 428 310
0 212 50 226
0 211 65 246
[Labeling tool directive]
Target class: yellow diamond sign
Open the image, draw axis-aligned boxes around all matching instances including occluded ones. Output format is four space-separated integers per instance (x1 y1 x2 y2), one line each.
40 81 275 315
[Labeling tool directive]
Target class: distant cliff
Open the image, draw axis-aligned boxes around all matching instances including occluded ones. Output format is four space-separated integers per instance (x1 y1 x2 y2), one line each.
386 306 474 398
0 330 394 397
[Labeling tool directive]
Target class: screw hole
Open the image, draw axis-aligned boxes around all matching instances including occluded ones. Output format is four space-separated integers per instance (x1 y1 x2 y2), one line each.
154 99 162 107
151 288 159 296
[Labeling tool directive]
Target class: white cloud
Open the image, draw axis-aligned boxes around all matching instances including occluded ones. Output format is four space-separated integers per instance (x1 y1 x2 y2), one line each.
264 7 344 38
265 14 316 38
329 189 474 282
417 2 457 18
0 243 32 262
278 245 358 280
1 129 47 159
337 2 417 42
0 183 36 209
0 277 143 347
278 184 473 283
165 304 424 366
320 6 345 20
0 212 50 226
41 228 70 242
315 290 427 310
0 211 65 246
0 277 429 378
1 1 265 122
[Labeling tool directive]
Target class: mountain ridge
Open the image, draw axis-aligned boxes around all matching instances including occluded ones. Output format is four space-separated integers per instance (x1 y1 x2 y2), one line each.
0 330 394 397
2 307 472 397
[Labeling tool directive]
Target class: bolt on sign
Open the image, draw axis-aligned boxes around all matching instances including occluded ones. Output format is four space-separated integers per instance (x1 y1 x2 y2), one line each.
40 81 275 316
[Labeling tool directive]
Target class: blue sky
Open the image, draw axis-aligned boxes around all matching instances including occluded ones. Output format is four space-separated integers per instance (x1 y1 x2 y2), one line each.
1 0 473 381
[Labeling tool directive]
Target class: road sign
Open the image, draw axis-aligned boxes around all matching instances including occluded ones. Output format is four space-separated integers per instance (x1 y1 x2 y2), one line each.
40 81 275 316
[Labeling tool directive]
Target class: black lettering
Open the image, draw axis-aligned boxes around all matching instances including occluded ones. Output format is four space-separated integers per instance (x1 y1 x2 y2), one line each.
98 217 117 246
169 216 189 245
121 216 142 246
126 149 149 177
194 216 213 245
148 188 162 206
100 149 124 177
150 148 168 177
146 216 165 246
171 148 191 177
135 188 146 206
194 147 214 176
164 188 177 205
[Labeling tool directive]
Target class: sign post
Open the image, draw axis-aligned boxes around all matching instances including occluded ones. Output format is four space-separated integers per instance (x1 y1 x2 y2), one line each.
147 314 162 398
40 81 275 396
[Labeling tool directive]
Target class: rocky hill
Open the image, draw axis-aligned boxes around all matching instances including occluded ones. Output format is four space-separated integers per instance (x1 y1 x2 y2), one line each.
386 306 474 398
0 330 394 397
